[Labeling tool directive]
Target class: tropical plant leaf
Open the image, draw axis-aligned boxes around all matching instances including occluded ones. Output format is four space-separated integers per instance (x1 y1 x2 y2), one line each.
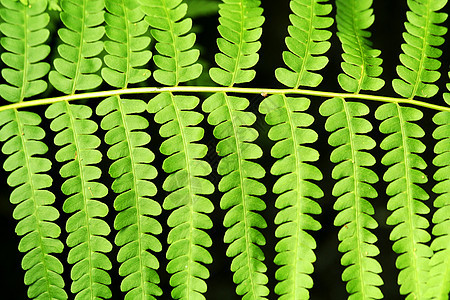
209 0 264 86
320 97 383 300
46 101 112 299
375 103 432 299
426 74 450 300
321 1 385 298
0 0 50 102
0 109 66 300
392 0 448 99
142 0 202 86
97 95 163 299
275 0 333 89
336 0 384 93
0 1 449 299
0 1 66 299
203 1 268 299
49 0 105 94
102 0 151 88
260 94 322 299
148 92 214 300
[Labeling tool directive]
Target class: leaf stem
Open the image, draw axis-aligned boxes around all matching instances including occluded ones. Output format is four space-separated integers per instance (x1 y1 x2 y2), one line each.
1 86 449 112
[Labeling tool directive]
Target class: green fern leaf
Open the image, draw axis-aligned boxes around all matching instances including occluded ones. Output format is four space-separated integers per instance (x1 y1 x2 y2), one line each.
392 0 447 99
259 94 323 299
97 95 163 299
426 76 450 300
102 0 151 88
428 110 450 300
204 93 268 299
45 101 112 299
142 0 202 86
0 0 50 102
0 1 66 298
144 2 213 298
375 103 432 299
320 97 383 299
49 0 105 94
275 0 333 89
0 109 66 299
336 0 384 93
321 1 385 298
209 0 264 86
203 1 268 299
148 92 214 300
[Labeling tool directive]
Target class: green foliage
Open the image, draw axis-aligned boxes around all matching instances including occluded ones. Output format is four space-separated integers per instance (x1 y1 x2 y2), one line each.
260 94 322 299
49 0 105 94
0 0 50 102
149 92 214 300
97 96 162 299
0 0 449 299
392 0 447 99
0 109 66 299
321 98 382 299
275 0 333 88
142 0 202 86
335 0 384 93
102 0 151 88
427 74 450 299
203 1 268 299
46 101 112 299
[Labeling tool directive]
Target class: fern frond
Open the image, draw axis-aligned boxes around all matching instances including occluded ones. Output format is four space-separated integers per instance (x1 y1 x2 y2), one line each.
204 93 268 299
0 109 66 299
335 0 384 93
49 0 105 94
148 92 214 300
375 103 431 299
97 95 163 299
275 0 333 89
142 0 202 86
102 0 151 88
209 0 264 86
320 97 383 299
46 101 112 299
392 0 447 99
259 94 322 299
203 1 268 299
0 0 50 102
0 1 66 298
426 78 450 299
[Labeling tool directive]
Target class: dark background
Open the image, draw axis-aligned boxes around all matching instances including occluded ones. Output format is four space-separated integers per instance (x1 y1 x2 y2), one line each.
0 0 448 299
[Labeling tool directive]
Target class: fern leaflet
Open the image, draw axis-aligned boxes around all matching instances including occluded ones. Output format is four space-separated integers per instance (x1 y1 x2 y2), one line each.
102 0 151 88
275 0 333 89
392 0 447 99
376 103 431 300
203 0 269 299
320 98 383 300
148 92 214 300
0 109 66 300
0 1 66 299
97 96 163 299
426 72 450 299
46 102 112 299
144 1 214 299
374 1 447 298
0 0 50 102
320 1 384 299
46 1 112 298
99 0 162 298
49 0 105 94
260 94 322 299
